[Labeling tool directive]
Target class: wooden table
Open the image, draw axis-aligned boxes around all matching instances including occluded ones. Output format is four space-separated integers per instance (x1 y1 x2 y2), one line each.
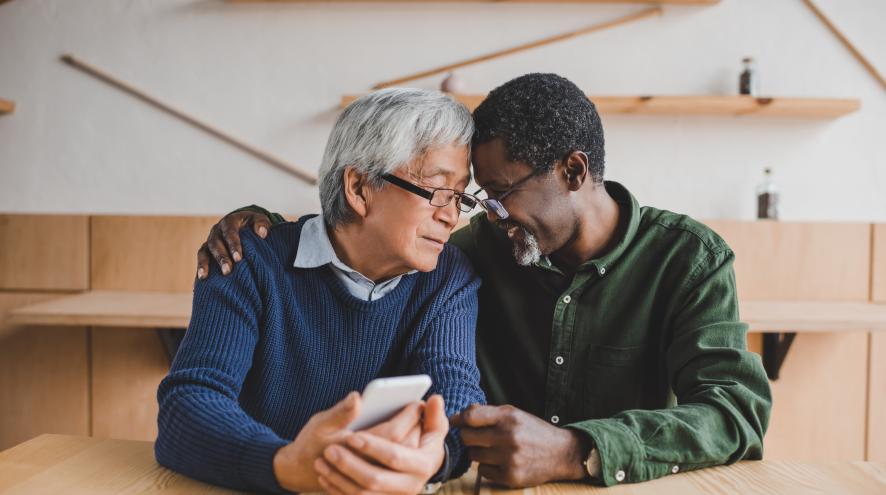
1 435 884 495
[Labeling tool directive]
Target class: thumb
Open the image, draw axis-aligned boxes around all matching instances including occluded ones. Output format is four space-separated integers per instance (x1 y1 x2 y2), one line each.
420 395 448 446
315 391 361 432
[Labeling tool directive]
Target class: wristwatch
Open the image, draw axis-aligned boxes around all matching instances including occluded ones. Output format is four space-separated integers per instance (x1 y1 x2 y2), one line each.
582 445 601 479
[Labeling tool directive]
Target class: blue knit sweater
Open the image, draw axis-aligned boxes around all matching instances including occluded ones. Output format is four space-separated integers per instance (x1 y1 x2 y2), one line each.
155 216 485 493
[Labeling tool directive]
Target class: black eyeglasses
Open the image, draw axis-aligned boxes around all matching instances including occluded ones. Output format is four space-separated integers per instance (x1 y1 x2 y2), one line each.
382 174 478 213
471 168 546 220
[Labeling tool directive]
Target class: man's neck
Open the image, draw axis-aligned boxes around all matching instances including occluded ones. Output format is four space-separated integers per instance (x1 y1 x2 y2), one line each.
550 183 622 271
326 222 403 283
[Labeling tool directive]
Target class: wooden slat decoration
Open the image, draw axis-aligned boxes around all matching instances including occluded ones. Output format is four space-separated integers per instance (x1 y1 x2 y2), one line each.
704 220 871 302
0 215 90 291
342 94 861 118
740 301 886 333
90 215 219 292
90 328 168 442
0 293 89 451
873 224 886 303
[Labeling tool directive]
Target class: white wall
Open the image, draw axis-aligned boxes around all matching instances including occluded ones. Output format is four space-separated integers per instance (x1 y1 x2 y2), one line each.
1 0 884 220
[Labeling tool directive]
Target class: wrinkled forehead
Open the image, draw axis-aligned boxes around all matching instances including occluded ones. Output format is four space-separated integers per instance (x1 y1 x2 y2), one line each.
402 145 472 187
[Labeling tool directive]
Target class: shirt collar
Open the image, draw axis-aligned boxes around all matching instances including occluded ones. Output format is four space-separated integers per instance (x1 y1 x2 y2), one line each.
534 180 640 277
293 215 418 279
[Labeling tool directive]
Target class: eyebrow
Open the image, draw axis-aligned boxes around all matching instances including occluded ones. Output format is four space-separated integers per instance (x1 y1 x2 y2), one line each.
414 166 472 188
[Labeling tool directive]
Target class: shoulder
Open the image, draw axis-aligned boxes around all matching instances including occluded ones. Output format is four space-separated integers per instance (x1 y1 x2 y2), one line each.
236 216 310 277
640 206 732 257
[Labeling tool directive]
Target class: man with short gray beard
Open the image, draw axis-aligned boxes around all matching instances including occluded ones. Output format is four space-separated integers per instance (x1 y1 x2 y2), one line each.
197 73 771 491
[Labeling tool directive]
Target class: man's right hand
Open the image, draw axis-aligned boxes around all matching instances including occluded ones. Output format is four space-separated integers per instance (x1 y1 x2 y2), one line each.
196 210 272 279
273 392 424 492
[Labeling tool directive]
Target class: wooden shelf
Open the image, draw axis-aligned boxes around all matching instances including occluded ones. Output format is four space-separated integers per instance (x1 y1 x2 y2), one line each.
0 98 14 115
741 300 886 333
341 94 861 118
230 1 719 4
8 292 886 333
7 290 192 328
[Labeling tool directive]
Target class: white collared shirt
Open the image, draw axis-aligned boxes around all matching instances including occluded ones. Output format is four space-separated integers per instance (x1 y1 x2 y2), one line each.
292 216 416 302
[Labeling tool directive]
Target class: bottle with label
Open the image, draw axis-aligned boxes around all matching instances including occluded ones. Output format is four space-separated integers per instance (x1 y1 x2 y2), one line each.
739 57 758 96
756 167 779 219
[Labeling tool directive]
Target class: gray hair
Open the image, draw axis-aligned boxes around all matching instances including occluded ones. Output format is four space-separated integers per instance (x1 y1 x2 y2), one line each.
318 88 474 227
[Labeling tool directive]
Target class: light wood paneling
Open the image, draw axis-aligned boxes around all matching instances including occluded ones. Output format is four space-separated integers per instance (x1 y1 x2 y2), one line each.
8 290 192 328
868 224 886 461
90 215 218 292
762 332 869 461
869 333 886 462
0 215 89 291
0 293 89 450
705 220 871 301
90 328 168 441
873 224 886 302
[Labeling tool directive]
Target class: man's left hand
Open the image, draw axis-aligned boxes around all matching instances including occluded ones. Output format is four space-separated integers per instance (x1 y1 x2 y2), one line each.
450 404 589 488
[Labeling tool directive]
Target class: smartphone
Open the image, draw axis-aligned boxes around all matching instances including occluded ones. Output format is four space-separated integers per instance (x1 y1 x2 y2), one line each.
347 374 433 431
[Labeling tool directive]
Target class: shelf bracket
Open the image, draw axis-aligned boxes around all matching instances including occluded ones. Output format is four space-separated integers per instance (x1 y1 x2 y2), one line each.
156 328 186 365
762 332 796 380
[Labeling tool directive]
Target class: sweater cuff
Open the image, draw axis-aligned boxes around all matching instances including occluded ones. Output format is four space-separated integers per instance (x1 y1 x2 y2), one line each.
236 433 290 493
428 442 452 483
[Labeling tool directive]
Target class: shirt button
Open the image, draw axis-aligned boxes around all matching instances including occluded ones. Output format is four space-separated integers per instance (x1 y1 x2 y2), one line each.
563 295 572 304
550 415 560 424
671 465 679 474
555 356 564 365
615 470 626 482
599 266 606 276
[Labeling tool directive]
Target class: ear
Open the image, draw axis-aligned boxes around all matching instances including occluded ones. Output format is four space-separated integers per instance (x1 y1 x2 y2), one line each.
561 150 589 192
342 166 373 219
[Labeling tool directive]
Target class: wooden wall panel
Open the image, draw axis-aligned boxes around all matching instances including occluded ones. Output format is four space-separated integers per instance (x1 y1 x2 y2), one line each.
704 220 870 301
90 328 168 441
90 216 218 292
873 224 886 302
0 293 89 450
868 224 886 461
761 332 869 461
0 215 89 291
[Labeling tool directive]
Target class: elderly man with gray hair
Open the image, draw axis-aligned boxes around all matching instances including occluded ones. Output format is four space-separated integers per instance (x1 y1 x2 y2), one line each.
155 89 486 494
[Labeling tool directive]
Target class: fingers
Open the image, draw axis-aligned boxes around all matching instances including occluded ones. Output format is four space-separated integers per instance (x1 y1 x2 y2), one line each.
420 395 448 447
458 425 499 448
314 392 361 432
344 432 429 474
251 215 272 239
206 225 233 275
321 444 423 494
315 458 369 495
450 404 504 429
218 219 244 265
403 424 421 449
363 401 422 442
196 242 211 280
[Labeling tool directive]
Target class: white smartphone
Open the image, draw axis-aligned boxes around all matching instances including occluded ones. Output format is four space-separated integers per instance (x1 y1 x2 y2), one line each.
347 374 433 431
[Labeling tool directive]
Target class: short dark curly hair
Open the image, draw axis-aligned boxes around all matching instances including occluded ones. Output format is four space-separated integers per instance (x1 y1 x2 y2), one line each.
472 73 605 183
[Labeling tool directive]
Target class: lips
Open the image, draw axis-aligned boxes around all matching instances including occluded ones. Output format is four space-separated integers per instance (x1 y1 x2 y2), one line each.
421 236 447 246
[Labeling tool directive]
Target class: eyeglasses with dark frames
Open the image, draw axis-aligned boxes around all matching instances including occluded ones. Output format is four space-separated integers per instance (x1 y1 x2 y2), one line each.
382 174 478 214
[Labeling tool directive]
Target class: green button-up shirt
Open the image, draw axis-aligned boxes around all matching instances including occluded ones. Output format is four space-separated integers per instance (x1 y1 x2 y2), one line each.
449 181 771 486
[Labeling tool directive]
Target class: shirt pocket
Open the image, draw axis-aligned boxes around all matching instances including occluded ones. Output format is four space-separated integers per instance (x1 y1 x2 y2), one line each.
582 345 645 418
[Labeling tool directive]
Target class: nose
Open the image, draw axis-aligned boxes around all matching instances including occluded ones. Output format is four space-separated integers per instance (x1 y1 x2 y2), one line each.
433 199 459 229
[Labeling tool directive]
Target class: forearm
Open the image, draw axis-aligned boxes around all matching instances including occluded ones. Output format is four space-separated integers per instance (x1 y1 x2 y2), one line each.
156 379 288 493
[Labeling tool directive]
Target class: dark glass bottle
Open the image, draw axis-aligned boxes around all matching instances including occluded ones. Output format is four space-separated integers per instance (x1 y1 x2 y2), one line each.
740 57 758 96
756 167 779 219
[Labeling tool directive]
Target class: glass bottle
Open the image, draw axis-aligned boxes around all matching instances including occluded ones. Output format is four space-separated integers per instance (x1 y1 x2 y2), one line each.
756 167 779 220
740 57 758 96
